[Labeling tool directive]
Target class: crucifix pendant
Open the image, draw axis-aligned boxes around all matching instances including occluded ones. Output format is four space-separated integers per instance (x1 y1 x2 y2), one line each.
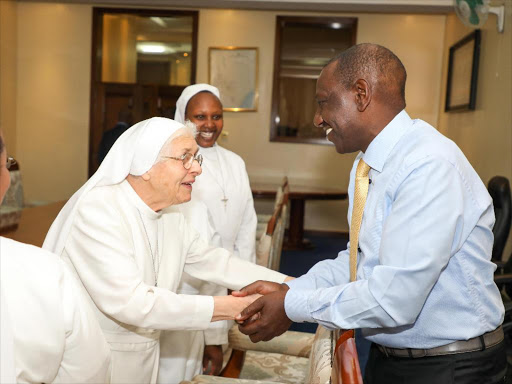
221 197 228 208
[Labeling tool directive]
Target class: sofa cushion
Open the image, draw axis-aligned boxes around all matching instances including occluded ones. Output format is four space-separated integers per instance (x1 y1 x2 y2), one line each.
239 351 308 383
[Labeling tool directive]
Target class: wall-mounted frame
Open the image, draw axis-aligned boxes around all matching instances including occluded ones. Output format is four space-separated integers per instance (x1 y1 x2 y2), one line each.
445 29 481 112
208 47 258 112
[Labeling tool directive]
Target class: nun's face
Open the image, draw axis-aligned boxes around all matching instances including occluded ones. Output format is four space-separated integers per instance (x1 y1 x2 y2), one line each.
185 92 223 148
147 135 202 209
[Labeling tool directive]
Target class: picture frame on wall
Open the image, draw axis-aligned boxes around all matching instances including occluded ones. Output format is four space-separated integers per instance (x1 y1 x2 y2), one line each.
445 29 481 112
208 47 258 112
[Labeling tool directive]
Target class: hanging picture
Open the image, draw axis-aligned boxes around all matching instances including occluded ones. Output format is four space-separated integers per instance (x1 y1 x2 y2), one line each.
209 47 258 112
445 29 481 112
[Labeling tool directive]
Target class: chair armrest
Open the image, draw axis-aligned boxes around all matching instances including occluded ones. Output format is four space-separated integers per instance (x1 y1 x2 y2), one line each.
228 326 313 358
494 273 512 285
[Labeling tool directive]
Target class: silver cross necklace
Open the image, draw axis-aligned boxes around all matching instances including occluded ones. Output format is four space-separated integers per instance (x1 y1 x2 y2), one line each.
210 147 229 209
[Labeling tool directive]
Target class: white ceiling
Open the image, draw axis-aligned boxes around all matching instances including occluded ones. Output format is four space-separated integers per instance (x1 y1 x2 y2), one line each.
22 0 455 14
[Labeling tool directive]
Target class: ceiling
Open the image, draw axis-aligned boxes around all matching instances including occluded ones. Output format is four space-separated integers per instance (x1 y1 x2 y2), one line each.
23 0 455 14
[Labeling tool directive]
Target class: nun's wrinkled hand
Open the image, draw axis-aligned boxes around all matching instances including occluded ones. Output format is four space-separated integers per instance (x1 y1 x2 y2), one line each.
235 290 292 343
231 280 288 298
212 294 262 322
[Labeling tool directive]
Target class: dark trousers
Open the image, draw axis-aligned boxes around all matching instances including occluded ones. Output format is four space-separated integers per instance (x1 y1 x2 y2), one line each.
364 341 507 384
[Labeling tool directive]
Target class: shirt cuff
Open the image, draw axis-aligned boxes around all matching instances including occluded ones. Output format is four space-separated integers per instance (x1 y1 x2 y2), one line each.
284 289 315 323
187 295 215 329
285 275 313 291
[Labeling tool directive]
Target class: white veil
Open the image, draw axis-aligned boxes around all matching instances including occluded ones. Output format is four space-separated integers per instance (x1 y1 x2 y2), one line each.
174 84 220 124
43 117 186 255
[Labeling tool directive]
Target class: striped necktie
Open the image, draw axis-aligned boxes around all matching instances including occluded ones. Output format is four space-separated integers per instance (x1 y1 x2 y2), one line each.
349 158 371 282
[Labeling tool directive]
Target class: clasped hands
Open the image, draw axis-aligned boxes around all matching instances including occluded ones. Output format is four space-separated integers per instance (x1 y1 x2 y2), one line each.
232 280 293 343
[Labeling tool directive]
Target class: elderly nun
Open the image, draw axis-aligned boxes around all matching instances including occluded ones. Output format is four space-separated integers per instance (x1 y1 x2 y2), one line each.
0 132 111 383
43 118 289 384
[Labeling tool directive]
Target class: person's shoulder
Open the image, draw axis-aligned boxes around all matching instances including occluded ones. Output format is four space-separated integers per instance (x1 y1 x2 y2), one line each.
1 237 65 278
401 119 463 168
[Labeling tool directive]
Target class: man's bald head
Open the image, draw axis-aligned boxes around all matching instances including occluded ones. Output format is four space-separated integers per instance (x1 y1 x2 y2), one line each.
328 43 407 112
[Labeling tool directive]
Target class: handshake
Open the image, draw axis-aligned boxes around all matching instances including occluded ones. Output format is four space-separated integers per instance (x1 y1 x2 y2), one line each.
214 280 294 343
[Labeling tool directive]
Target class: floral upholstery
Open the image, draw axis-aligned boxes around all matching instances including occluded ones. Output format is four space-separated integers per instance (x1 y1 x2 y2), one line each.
303 325 332 384
182 326 333 384
240 351 308 383
228 327 313 357
0 170 24 231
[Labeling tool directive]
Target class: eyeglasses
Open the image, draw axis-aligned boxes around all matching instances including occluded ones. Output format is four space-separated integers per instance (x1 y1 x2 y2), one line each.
5 157 16 170
162 153 203 170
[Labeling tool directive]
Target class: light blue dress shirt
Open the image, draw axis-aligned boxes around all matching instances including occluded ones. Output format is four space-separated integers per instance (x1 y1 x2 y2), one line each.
285 110 504 349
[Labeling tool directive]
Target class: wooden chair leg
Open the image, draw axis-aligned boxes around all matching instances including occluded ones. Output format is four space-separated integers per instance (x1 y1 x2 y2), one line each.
220 349 246 378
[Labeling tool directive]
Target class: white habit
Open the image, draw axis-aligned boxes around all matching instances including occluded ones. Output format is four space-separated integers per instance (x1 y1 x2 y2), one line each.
193 144 257 262
0 237 111 383
160 85 258 383
158 146 257 382
158 201 227 383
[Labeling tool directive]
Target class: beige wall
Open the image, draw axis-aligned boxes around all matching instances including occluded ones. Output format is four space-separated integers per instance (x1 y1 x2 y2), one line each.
8 3 446 234
438 5 512 256
16 2 92 203
196 9 446 231
0 0 18 157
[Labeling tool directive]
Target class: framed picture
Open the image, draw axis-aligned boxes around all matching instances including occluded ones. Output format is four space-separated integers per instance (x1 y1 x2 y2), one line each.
208 47 258 112
445 29 481 112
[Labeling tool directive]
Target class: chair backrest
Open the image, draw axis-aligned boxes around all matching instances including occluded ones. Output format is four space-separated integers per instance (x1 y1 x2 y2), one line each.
256 181 289 269
1 162 24 209
303 325 333 384
488 176 512 261
273 176 289 210
0 162 24 232
256 202 283 268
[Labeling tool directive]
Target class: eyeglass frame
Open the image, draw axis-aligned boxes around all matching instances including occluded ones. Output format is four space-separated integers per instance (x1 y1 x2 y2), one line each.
5 157 16 170
161 153 203 170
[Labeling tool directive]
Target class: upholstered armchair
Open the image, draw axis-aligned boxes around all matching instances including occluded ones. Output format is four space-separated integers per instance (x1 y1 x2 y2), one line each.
0 161 24 232
181 325 333 384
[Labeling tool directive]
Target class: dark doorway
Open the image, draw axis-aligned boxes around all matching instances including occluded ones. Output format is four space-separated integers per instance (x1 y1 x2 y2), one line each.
89 8 198 176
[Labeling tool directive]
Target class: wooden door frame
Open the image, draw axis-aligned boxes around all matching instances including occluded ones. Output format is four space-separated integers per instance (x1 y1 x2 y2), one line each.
88 7 199 176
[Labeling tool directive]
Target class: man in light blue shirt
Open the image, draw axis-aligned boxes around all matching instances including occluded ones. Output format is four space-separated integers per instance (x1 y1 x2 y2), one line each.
235 44 506 383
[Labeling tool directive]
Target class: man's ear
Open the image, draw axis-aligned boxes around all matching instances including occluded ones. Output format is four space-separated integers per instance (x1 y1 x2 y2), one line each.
354 79 371 112
142 172 151 181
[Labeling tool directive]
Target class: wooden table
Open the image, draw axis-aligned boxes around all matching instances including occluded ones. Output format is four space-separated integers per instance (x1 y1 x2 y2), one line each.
252 183 347 250
1 201 66 247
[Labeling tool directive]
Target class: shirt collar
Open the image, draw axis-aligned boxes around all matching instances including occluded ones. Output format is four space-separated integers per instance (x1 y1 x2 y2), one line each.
362 110 412 173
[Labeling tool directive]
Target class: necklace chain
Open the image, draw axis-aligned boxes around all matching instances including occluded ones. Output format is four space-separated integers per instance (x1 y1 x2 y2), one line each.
211 147 228 209
137 209 160 286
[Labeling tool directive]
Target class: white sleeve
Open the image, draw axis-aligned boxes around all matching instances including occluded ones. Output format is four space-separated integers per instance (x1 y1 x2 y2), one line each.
183 218 286 289
66 193 214 331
